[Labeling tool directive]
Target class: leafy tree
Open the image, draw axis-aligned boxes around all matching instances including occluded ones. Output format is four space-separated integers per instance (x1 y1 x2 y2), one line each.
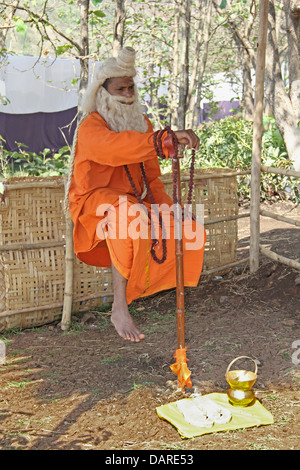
0 0 299 172
210 0 300 171
265 0 300 171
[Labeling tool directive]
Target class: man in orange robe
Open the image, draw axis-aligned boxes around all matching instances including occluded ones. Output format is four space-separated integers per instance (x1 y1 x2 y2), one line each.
67 47 206 343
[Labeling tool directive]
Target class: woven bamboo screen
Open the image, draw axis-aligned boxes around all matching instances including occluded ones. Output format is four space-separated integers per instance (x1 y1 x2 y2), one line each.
0 169 238 331
0 177 113 331
161 168 238 272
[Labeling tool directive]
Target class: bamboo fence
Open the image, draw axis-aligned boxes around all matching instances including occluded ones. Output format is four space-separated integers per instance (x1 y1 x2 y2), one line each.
255 166 300 271
161 168 241 275
1 159 298 333
0 176 113 332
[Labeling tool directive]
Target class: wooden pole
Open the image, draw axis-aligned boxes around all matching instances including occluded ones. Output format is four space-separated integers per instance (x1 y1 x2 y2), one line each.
260 208 300 226
250 0 269 273
261 165 300 178
61 215 74 330
259 245 300 270
173 155 185 350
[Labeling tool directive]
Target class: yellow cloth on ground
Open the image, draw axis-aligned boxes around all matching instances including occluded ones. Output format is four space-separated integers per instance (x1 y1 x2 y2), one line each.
156 393 274 439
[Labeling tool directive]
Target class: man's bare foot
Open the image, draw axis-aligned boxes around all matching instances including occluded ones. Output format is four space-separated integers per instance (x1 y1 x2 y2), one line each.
111 306 145 342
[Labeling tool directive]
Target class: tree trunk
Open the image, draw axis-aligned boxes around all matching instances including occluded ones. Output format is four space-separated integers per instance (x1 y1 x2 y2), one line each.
186 0 212 128
192 0 212 128
241 47 254 120
212 0 257 121
178 0 191 129
0 0 20 53
169 2 180 129
78 0 90 117
265 0 300 171
113 0 126 57
285 0 300 122
147 11 161 130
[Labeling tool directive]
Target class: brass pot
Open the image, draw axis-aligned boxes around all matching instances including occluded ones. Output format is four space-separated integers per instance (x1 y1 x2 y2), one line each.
225 356 257 407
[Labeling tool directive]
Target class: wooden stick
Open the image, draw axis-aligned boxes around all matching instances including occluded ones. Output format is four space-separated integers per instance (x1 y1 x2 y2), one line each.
3 180 64 190
61 216 74 331
260 209 300 226
161 170 251 184
0 240 65 252
173 156 185 350
259 245 300 270
0 292 112 319
202 256 250 276
250 0 269 273
0 302 64 318
204 212 250 225
261 165 300 178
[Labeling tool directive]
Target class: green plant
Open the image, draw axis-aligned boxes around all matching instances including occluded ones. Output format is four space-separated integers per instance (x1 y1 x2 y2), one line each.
0 137 70 178
161 116 299 203
1 116 298 203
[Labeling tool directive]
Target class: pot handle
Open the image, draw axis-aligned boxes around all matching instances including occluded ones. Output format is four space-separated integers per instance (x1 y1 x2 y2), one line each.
226 356 258 376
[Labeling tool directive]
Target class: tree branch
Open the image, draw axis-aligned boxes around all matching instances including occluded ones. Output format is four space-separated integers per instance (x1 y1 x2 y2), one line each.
212 0 256 67
0 1 83 54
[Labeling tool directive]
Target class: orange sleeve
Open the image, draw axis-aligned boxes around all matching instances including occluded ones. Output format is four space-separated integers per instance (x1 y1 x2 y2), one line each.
77 113 174 167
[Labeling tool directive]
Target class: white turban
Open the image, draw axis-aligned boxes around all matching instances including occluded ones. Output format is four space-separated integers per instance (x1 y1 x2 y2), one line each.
82 47 137 114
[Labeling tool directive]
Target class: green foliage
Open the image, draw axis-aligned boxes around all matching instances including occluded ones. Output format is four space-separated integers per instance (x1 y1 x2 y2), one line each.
56 44 72 56
160 116 299 203
195 117 254 171
0 116 299 204
0 138 70 178
14 18 27 35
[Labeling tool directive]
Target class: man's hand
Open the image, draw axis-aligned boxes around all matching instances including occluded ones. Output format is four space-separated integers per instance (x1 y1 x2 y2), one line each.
174 129 200 150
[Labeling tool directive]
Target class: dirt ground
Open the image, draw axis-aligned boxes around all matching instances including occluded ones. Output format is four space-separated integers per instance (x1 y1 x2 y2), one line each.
0 201 299 451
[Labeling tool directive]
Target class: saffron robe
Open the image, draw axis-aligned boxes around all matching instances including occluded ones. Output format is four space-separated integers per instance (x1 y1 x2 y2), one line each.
69 112 206 303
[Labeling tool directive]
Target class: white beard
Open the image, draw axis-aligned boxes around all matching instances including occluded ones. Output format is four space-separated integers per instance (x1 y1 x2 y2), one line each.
95 86 148 133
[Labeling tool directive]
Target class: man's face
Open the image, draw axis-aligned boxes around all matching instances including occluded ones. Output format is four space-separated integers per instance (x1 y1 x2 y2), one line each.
106 77 135 103
96 76 148 133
